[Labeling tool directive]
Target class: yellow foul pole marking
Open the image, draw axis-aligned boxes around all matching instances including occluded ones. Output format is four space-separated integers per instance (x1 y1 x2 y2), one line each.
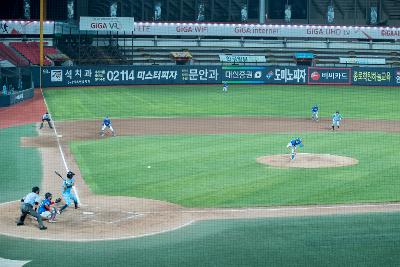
39 0 44 67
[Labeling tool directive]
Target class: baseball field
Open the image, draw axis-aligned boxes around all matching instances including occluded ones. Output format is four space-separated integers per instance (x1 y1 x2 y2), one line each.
1 85 400 266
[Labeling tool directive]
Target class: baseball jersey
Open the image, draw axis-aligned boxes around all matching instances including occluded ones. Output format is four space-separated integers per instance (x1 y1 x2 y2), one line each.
62 178 75 194
223 83 228 89
332 113 342 121
103 117 111 126
42 113 50 120
38 198 51 214
312 106 318 112
290 139 303 147
23 192 40 206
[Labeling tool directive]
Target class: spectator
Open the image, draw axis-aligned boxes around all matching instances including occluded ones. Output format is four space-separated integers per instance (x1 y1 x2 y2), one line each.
9 84 14 95
2 84 7 95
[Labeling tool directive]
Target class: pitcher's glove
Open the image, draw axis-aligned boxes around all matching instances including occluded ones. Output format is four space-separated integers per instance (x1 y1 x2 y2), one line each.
55 198 62 203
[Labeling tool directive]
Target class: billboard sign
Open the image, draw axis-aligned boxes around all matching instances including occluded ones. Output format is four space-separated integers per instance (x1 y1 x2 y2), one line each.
40 66 221 87
219 55 266 63
340 57 386 65
35 66 400 88
265 66 307 84
308 67 351 85
222 66 266 84
131 22 400 40
0 20 54 35
352 67 393 86
79 17 135 32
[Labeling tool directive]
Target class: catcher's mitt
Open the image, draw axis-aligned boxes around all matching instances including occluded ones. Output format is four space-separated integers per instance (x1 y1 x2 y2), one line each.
55 198 62 203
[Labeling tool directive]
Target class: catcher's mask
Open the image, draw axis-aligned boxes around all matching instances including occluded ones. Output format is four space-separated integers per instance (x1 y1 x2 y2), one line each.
45 192 52 199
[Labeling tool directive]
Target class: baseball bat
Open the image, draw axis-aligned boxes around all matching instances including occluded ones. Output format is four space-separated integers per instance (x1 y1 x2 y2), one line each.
54 171 65 181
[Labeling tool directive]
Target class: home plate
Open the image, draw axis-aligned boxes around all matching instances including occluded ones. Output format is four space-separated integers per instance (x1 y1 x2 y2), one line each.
57 135 63 138
82 212 94 215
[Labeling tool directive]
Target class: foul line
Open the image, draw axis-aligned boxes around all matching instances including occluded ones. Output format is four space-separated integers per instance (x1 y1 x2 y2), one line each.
40 88 81 204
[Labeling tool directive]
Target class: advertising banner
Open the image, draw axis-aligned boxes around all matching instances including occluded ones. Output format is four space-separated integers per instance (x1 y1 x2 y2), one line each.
0 20 54 35
132 22 400 40
352 67 393 86
36 65 400 88
308 67 351 85
221 66 307 84
265 66 307 84
340 57 386 65
41 66 221 87
222 66 266 84
394 69 400 86
219 55 266 63
0 87 34 107
79 17 135 32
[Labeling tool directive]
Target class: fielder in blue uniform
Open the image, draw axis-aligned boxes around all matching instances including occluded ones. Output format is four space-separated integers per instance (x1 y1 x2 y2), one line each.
38 192 60 223
100 116 116 137
59 171 79 213
286 138 303 160
311 104 319 122
332 111 343 130
222 82 228 92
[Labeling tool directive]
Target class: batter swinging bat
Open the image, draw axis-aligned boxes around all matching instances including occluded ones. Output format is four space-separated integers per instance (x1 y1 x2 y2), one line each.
54 171 65 181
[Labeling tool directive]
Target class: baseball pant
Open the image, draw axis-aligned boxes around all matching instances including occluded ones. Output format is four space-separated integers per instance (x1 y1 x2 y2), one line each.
101 125 114 132
18 203 45 227
40 119 53 129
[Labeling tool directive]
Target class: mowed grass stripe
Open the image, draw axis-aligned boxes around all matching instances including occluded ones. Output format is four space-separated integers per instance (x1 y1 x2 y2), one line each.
0 124 41 203
44 85 400 120
70 132 400 207
1 212 400 266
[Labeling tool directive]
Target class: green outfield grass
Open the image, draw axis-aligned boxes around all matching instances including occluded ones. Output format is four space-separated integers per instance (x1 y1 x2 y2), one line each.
1 212 400 267
70 132 400 207
0 124 41 203
44 85 400 120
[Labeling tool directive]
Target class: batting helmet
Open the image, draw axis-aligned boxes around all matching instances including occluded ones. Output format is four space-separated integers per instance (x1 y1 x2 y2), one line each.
67 171 75 179
45 192 52 199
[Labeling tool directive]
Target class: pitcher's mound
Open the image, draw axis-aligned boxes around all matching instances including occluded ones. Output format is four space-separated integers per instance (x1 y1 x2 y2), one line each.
257 153 358 168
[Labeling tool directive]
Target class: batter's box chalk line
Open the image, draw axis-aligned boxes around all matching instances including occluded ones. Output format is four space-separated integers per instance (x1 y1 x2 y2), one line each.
91 212 144 224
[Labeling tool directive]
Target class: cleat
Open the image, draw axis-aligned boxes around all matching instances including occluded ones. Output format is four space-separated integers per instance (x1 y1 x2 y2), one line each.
17 222 24 226
48 219 56 223
39 226 47 230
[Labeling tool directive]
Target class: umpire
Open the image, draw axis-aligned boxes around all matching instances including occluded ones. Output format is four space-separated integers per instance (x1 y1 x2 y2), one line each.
17 186 47 230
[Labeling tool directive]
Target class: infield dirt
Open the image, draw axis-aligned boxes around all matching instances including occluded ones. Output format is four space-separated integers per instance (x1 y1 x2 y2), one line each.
1 117 400 241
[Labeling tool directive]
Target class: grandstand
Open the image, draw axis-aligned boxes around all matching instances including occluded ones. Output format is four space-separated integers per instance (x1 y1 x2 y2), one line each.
1 0 400 68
